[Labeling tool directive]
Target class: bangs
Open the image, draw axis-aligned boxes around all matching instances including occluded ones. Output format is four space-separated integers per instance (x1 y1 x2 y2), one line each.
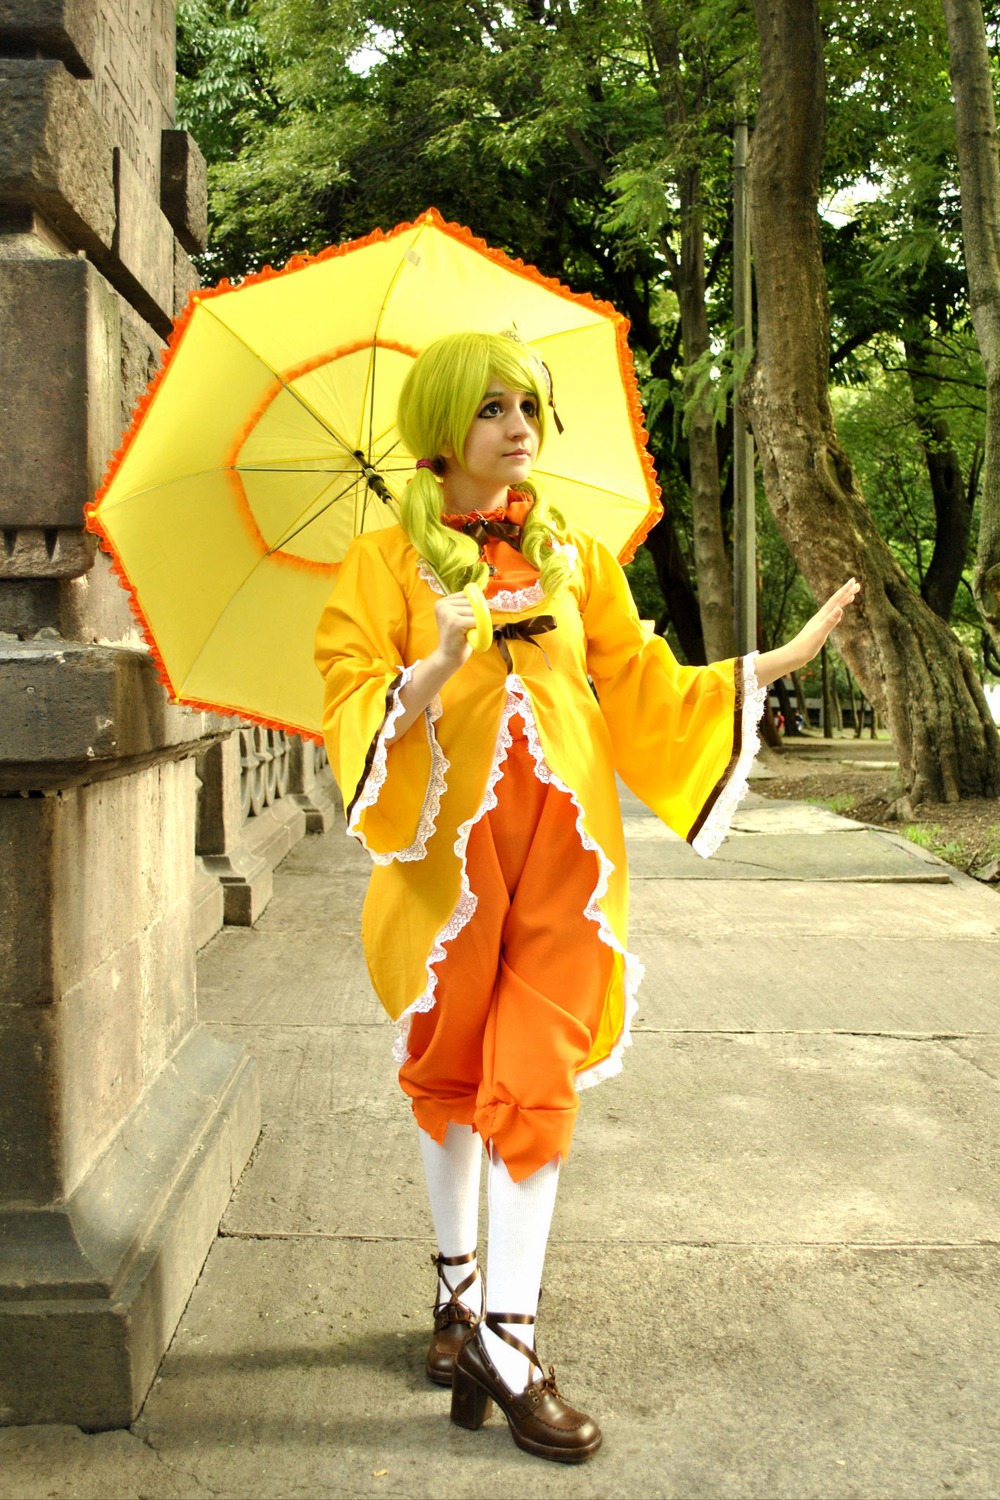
447 334 549 460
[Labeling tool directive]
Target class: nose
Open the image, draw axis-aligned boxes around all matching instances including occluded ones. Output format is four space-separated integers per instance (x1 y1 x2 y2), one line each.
507 409 530 439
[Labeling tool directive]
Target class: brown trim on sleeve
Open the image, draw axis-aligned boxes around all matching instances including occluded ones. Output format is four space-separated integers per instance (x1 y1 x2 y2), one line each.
685 656 746 847
345 670 404 824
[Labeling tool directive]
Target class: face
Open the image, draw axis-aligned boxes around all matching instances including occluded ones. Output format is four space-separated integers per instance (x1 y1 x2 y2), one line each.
456 381 541 493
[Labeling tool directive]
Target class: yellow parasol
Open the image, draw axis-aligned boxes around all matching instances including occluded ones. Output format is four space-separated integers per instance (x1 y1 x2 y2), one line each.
86 208 662 738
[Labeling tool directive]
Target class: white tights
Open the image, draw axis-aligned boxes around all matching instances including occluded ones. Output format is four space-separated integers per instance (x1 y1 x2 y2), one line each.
417 1124 561 1392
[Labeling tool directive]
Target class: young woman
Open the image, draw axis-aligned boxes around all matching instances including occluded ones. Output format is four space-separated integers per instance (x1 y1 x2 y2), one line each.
314 331 859 1463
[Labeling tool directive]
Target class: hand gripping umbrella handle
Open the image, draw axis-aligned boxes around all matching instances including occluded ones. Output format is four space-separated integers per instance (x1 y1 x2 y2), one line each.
463 584 493 653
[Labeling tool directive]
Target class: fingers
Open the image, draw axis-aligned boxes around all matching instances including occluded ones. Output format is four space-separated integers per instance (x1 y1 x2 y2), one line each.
434 592 477 665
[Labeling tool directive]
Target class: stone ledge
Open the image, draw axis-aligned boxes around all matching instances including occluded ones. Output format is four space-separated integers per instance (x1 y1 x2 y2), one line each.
289 774 340 834
0 59 115 254
0 1026 260 1427
0 527 97 580
0 0 98 80
0 248 120 532
160 129 206 253
0 641 231 788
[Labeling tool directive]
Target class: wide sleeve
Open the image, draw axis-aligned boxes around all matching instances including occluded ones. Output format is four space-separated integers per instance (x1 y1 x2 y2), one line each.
580 535 766 856
314 539 447 863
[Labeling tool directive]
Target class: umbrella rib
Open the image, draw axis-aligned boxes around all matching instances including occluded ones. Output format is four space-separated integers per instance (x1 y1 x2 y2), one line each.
235 463 361 474
194 297 358 460
367 339 378 466
532 467 652 506
357 218 431 458
265 472 370 555
175 471 370 696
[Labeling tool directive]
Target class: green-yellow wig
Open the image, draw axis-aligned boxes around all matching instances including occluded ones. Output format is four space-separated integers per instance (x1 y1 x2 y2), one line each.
396 331 573 597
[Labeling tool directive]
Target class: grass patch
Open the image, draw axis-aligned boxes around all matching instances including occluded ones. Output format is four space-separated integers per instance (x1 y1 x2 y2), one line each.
810 793 857 815
901 823 972 871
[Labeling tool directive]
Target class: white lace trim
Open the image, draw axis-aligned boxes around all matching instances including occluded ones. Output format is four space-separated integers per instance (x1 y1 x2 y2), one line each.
346 662 449 866
416 558 545 614
488 580 546 612
392 674 643 1093
690 653 767 859
417 560 446 595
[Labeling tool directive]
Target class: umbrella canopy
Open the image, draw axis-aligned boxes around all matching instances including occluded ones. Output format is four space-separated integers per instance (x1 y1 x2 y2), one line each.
86 208 662 738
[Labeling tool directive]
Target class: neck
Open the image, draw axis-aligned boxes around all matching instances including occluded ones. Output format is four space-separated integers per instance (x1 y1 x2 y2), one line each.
439 474 509 516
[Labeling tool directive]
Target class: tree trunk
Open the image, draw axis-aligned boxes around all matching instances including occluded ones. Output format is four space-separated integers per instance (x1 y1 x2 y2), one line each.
941 0 1000 647
766 711 785 749
820 643 837 737
642 0 737 663
903 330 973 621
772 673 796 737
791 670 810 731
744 0 1000 805
642 501 708 663
676 164 738 661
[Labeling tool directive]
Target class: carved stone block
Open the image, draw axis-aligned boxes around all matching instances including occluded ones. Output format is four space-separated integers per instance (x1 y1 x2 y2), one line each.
0 641 229 791
288 735 340 832
0 762 200 1200
0 527 97 580
0 1027 260 1426
116 291 162 429
0 0 100 79
113 146 174 323
0 59 116 253
0 256 120 530
160 128 206 253
0 580 61 639
173 232 200 317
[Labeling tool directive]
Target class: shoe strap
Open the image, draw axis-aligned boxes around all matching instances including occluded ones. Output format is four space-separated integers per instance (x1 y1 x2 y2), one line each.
431 1249 479 1307
483 1311 544 1381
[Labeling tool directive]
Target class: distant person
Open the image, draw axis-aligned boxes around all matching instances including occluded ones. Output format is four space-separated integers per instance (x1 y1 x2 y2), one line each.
314 330 860 1463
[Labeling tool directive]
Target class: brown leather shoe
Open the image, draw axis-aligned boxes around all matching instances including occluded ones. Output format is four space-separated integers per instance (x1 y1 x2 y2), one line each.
450 1312 602 1463
426 1250 481 1387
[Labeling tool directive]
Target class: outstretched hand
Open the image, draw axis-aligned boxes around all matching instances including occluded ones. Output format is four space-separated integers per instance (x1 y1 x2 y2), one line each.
755 578 861 689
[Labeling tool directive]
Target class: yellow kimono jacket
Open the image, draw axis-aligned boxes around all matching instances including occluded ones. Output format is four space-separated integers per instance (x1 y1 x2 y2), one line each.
314 524 764 1086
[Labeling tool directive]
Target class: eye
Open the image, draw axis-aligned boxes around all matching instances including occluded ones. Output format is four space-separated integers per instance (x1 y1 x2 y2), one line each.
478 399 502 418
521 399 538 418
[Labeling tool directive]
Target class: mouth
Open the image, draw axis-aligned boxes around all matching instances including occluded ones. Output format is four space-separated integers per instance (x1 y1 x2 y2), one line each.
505 450 530 459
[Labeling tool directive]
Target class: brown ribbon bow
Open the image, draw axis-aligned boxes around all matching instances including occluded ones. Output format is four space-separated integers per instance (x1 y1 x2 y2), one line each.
492 615 557 672
460 516 524 551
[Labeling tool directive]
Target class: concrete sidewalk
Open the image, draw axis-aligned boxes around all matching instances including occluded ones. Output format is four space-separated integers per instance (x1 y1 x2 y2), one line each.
3 787 1000 1499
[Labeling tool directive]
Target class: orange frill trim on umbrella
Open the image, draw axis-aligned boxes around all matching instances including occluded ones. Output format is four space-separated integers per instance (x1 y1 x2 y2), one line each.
83 208 663 738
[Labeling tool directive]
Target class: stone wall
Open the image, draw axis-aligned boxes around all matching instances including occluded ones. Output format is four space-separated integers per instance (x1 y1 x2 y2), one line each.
0 0 334 1429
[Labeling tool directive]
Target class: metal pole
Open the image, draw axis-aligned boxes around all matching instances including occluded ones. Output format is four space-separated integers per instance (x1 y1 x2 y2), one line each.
732 109 757 655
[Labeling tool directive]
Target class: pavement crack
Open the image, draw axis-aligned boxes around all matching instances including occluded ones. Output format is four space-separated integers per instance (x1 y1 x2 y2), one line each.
939 1038 1000 1085
633 1027 972 1041
131 1424 220 1497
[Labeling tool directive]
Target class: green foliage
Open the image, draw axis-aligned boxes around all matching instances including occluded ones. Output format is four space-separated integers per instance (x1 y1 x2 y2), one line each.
901 822 972 869
623 546 666 624
812 794 858 815
174 0 996 681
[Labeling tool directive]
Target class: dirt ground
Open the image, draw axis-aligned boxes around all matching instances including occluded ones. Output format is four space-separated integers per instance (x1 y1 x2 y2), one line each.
754 736 1000 881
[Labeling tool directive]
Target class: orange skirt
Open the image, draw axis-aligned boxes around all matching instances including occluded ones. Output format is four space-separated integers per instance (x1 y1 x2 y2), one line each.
398 718 614 1182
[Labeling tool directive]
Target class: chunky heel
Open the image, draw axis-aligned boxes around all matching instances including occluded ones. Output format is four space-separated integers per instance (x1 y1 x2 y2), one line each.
452 1317 602 1463
450 1364 494 1430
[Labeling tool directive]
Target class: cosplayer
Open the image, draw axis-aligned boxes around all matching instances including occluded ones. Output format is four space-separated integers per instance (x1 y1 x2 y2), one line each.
314 331 859 1463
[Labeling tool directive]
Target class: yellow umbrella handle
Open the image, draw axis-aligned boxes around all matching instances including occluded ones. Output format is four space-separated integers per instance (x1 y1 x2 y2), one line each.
463 583 493 652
